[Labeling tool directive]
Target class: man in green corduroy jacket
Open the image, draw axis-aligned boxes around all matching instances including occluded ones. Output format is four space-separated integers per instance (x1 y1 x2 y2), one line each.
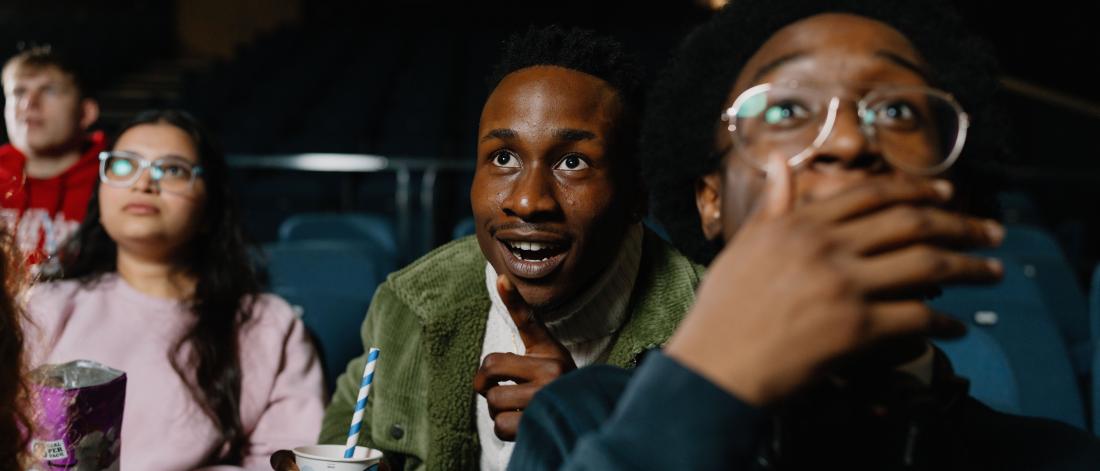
311 26 704 471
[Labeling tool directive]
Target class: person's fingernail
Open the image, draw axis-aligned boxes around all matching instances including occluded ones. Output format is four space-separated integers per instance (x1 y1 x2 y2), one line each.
986 257 1003 275
984 220 1005 245
931 179 953 199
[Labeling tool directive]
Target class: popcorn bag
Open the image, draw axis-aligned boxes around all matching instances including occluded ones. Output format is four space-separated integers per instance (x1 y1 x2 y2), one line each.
27 360 126 471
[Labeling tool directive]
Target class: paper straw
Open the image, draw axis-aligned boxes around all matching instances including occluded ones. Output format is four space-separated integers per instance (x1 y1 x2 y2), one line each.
345 348 380 458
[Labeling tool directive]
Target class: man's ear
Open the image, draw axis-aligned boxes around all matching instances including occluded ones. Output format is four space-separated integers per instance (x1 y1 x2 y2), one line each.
695 172 723 241
78 98 99 131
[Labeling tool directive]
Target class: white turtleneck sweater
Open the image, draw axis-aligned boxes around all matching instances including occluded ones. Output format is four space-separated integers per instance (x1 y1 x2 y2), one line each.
477 224 644 471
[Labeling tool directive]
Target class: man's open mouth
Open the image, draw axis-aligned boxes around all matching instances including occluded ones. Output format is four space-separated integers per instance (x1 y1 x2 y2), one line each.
503 240 568 261
495 236 571 280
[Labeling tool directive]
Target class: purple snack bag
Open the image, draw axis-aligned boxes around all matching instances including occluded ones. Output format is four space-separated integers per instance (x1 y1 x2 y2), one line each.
27 360 126 471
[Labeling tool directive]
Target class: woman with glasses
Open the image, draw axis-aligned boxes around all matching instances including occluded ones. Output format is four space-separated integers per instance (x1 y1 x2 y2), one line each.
23 109 325 470
508 0 1100 469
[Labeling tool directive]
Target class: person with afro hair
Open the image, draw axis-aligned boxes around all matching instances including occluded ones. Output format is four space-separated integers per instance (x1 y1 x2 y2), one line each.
297 25 705 471
509 1 1100 469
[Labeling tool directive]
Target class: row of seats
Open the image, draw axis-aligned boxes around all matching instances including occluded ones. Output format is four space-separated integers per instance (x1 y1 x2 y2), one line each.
262 214 398 390
932 251 1085 428
260 211 1100 434
911 224 1098 431
927 224 1098 431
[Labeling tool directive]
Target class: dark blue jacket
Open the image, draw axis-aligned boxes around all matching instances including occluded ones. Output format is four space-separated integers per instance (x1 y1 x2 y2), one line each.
510 351 1100 470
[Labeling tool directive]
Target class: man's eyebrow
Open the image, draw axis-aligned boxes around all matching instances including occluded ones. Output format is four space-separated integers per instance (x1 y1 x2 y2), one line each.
749 50 932 84
481 128 517 142
875 50 932 81
554 128 596 142
750 52 807 84
157 154 196 164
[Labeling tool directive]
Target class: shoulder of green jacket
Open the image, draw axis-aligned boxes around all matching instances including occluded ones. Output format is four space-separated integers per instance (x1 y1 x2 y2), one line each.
381 235 489 324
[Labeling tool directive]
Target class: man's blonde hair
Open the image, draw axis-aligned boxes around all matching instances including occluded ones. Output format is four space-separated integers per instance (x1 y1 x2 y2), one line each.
2 45 88 98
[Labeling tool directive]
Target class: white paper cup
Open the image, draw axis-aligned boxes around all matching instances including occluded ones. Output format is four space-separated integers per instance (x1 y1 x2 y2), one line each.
291 444 382 471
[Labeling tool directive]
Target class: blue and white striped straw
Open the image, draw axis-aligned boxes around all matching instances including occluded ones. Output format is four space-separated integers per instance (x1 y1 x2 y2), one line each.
345 348 380 458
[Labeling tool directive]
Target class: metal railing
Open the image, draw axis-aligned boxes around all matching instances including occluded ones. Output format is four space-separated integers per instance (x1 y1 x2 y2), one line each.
227 153 474 260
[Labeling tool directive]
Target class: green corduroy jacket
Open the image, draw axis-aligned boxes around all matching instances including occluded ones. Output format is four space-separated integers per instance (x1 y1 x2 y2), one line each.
319 232 704 470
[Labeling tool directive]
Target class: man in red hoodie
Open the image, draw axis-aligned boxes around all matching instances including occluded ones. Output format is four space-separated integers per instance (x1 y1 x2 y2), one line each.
0 46 104 272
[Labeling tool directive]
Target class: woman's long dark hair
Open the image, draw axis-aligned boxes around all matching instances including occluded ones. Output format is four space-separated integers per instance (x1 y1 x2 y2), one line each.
54 109 264 465
0 235 31 469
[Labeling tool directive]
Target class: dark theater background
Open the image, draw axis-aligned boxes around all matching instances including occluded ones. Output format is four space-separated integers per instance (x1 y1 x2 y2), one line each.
1 0 1096 263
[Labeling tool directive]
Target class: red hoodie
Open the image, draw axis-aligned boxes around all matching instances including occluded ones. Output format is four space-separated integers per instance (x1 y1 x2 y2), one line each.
0 131 106 268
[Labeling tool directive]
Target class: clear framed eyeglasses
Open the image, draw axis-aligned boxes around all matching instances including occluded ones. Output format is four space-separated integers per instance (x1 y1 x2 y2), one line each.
98 151 204 195
722 82 970 175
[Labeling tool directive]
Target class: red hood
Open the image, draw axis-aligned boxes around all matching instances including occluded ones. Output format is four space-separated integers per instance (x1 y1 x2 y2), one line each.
0 130 107 181
0 130 107 210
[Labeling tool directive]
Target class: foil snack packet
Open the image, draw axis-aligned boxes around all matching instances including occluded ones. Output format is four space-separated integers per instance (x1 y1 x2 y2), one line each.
26 360 126 471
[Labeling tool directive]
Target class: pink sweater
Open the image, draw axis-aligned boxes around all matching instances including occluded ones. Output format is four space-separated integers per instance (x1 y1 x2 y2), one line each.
24 274 325 470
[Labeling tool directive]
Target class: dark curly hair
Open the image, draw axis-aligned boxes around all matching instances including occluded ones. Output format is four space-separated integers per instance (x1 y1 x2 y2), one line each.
488 25 644 106
490 25 647 200
641 0 1007 264
0 234 30 470
54 109 264 466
